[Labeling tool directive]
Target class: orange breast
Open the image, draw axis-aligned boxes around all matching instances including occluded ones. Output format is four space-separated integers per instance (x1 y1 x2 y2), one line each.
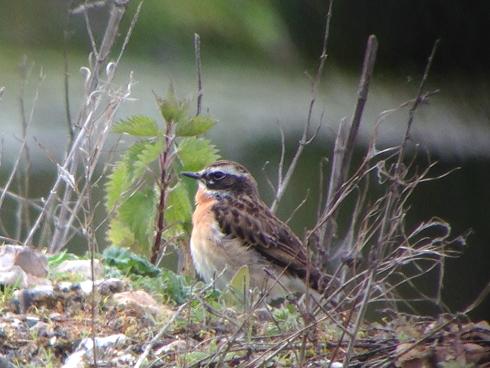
193 187 215 227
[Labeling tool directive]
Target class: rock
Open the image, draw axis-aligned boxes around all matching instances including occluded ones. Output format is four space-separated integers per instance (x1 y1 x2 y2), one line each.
0 265 27 288
30 321 51 337
112 290 173 318
12 246 48 277
155 339 190 354
10 284 54 314
58 281 74 292
0 355 14 368
96 278 126 295
49 312 63 321
312 361 343 368
78 280 94 295
62 334 128 368
111 353 136 366
24 315 40 328
61 350 85 368
78 278 126 296
55 259 104 279
0 245 49 288
8 277 127 314
79 333 127 351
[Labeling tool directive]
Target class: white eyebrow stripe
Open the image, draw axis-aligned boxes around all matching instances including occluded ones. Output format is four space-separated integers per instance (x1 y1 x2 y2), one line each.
209 165 245 177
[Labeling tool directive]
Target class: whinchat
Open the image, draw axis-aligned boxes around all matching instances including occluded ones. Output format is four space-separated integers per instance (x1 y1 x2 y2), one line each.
182 160 322 300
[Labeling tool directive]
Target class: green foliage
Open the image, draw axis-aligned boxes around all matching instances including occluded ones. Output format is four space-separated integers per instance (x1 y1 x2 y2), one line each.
105 161 129 210
113 115 160 137
118 188 156 247
221 265 251 307
158 85 188 124
440 362 475 368
105 87 219 256
103 245 194 304
125 139 164 179
0 282 20 312
47 250 79 267
132 269 193 305
176 115 216 137
165 182 193 237
179 137 220 171
182 351 210 367
107 218 135 248
266 304 301 335
128 0 289 60
102 245 161 277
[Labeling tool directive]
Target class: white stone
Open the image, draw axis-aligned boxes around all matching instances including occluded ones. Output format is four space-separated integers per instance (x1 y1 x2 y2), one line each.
155 339 189 355
112 290 173 318
0 265 27 288
55 259 104 279
0 245 49 288
61 350 85 368
78 334 127 352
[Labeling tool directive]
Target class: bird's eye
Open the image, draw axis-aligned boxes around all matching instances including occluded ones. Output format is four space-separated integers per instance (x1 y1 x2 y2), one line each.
209 171 225 181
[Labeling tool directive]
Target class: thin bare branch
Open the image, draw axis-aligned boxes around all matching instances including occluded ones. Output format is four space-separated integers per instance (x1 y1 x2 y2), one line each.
270 0 334 213
115 0 143 67
285 189 310 224
342 35 378 179
71 0 106 15
63 1 75 146
194 33 203 115
39 0 132 252
396 39 440 172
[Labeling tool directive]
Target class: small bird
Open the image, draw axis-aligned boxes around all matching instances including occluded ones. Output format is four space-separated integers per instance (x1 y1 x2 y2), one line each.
182 160 322 301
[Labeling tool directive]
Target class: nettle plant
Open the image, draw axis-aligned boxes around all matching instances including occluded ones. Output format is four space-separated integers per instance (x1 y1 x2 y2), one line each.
105 88 219 265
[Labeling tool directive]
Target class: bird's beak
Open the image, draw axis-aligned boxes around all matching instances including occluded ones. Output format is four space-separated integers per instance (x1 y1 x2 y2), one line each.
181 171 201 180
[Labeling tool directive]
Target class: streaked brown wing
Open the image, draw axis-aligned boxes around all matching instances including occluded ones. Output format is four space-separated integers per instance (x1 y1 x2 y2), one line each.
212 196 309 275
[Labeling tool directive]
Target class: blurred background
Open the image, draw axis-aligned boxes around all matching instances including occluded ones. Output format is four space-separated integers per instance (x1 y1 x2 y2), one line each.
0 0 488 319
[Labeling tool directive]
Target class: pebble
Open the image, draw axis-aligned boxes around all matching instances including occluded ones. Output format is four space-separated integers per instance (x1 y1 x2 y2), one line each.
112 290 172 318
54 259 104 279
24 315 40 328
62 334 128 368
155 339 190 354
11 284 54 314
0 245 48 288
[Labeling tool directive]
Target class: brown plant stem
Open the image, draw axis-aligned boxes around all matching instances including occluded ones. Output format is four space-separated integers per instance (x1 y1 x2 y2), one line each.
150 122 175 264
270 0 333 213
194 33 203 116
319 34 378 260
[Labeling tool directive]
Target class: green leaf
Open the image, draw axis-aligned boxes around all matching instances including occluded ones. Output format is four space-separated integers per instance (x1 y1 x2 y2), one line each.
178 137 220 172
124 267 192 304
103 245 160 277
184 352 210 366
113 115 160 137
175 115 216 137
229 265 250 294
118 188 156 248
165 182 193 237
157 86 188 123
107 218 135 247
124 139 164 180
105 161 130 210
132 139 164 178
222 265 250 307
159 268 192 304
48 250 79 267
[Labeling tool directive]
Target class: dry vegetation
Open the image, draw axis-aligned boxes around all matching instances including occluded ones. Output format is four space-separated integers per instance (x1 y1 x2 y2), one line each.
0 1 488 367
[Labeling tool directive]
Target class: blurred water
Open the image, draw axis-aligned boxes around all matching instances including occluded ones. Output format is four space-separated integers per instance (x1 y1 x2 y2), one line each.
1 52 489 165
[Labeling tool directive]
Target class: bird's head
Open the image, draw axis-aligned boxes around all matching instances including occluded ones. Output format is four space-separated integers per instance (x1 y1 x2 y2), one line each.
181 160 258 197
